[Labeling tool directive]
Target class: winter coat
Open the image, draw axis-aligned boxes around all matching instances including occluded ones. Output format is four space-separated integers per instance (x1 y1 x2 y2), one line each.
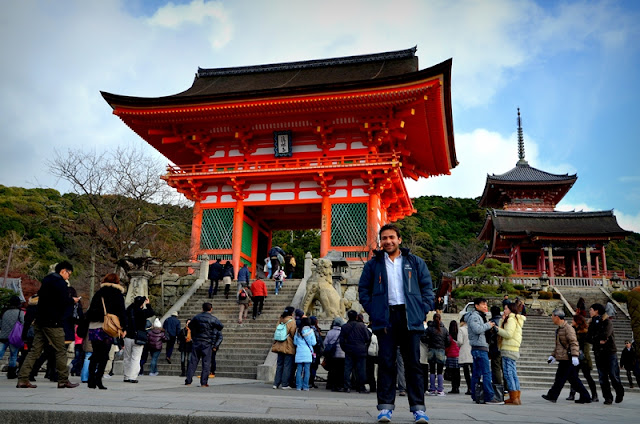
552 321 580 360
465 309 493 351
0 306 24 341
223 263 234 278
237 266 250 283
271 316 297 355
294 325 317 363
576 329 593 369
339 320 371 357
177 327 193 353
587 314 617 356
148 328 166 351
124 303 155 339
35 272 76 328
358 248 434 332
457 325 472 364
87 283 126 325
163 315 181 338
628 288 640 364
497 314 526 354
188 312 224 346
621 347 636 369
250 279 268 297
212 327 223 350
423 321 449 350
445 335 459 358
208 261 223 281
324 326 346 359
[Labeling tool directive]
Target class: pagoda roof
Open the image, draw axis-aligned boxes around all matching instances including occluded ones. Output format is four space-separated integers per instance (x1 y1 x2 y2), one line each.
478 209 630 242
100 47 456 179
478 163 577 208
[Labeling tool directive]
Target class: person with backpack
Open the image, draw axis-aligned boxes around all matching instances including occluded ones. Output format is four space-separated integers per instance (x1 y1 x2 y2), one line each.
185 302 224 387
236 263 250 292
271 306 297 389
177 319 192 377
294 316 317 391
147 318 167 376
237 285 253 325
1 295 24 379
273 268 286 296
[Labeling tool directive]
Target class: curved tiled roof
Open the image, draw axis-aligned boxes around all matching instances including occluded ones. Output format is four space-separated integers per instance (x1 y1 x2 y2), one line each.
488 163 576 183
489 210 629 236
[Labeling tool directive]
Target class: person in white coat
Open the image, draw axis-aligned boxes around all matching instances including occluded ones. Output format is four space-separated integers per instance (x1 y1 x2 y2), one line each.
457 315 473 395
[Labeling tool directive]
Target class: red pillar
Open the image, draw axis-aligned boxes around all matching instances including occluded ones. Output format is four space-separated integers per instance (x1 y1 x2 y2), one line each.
320 195 331 257
368 191 381 253
548 247 555 280
601 245 608 275
231 199 245 279
585 246 592 279
190 201 203 261
577 249 583 277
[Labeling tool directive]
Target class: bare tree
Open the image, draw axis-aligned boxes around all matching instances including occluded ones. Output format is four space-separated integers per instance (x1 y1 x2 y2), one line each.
49 146 192 282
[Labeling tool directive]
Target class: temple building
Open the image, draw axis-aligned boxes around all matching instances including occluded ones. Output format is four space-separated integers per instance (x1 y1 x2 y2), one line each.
477 109 631 279
102 48 457 276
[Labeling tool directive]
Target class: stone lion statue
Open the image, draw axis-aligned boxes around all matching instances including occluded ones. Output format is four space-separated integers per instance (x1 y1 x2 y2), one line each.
301 258 347 319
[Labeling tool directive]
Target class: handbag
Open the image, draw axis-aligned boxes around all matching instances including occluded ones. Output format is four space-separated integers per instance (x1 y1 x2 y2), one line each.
135 329 149 346
101 297 122 338
9 319 24 348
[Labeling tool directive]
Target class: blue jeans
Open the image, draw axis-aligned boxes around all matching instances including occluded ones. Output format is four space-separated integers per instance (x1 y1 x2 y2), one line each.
502 356 520 391
81 351 93 382
471 350 494 401
273 353 294 387
0 341 19 367
296 362 311 390
375 305 425 412
275 280 283 294
149 350 161 374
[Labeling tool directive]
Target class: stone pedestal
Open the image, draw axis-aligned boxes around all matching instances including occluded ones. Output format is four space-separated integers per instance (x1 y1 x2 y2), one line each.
125 270 153 307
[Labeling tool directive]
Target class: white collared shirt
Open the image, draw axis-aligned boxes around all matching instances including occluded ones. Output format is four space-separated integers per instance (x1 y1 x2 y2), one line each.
385 252 405 306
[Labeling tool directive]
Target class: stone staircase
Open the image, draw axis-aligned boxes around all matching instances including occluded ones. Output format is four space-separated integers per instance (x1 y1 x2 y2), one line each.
150 279 299 379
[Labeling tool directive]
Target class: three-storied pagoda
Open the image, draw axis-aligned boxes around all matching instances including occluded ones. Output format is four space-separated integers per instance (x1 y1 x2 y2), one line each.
478 110 630 279
102 48 457 276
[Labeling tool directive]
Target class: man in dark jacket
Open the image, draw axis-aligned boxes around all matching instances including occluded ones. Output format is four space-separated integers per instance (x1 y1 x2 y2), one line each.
358 224 433 424
163 311 181 364
185 302 224 387
17 261 80 389
588 303 624 404
340 309 372 393
208 258 223 298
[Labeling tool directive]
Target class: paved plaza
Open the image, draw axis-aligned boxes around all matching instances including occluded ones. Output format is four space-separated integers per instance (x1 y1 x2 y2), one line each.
0 375 638 424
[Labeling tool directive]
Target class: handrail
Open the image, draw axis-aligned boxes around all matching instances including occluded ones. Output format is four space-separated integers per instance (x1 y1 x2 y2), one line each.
164 153 398 177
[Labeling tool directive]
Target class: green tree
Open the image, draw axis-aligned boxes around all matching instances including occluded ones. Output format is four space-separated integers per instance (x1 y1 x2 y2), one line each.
457 258 514 284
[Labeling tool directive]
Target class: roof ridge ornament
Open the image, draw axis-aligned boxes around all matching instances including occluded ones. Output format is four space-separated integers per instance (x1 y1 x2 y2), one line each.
516 107 528 166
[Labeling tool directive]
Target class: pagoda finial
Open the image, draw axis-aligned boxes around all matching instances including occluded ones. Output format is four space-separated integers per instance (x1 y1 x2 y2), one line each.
516 107 528 166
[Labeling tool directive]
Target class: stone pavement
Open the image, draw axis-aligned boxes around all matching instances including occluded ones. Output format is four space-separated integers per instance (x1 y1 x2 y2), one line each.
0 375 638 424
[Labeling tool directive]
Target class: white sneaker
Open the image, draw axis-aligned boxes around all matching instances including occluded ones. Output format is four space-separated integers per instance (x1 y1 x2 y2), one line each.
437 390 446 396
102 374 112 379
272 385 278 389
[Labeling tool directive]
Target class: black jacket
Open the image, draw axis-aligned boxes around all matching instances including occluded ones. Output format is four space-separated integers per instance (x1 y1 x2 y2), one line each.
422 321 450 350
208 261 223 281
125 304 155 339
188 312 224 345
35 272 75 328
587 314 617 355
339 320 371 357
87 283 126 325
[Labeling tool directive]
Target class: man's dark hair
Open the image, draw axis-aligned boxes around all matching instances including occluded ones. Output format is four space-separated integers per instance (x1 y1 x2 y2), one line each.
202 302 213 312
55 260 74 274
379 223 401 238
590 303 605 315
347 310 358 321
490 305 501 318
474 297 488 305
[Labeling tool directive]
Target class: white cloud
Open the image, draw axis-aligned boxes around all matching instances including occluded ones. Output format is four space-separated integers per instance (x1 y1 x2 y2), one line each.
406 128 542 199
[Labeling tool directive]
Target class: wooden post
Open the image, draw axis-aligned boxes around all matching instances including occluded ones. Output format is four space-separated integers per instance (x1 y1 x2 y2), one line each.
601 245 608 275
585 246 592 279
320 195 331 257
190 201 203 261
231 200 245 279
577 248 583 277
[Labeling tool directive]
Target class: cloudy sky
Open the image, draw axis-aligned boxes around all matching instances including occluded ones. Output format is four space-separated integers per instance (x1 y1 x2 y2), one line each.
1 0 639 232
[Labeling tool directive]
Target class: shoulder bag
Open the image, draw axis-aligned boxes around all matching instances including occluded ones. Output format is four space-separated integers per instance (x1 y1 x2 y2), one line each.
102 297 122 338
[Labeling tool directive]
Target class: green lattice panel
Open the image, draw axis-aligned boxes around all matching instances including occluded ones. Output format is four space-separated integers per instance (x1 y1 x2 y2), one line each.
200 208 233 250
331 203 367 247
241 221 253 257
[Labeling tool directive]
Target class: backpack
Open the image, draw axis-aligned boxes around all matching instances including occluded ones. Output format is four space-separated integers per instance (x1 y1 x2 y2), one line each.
274 318 293 342
238 289 247 300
